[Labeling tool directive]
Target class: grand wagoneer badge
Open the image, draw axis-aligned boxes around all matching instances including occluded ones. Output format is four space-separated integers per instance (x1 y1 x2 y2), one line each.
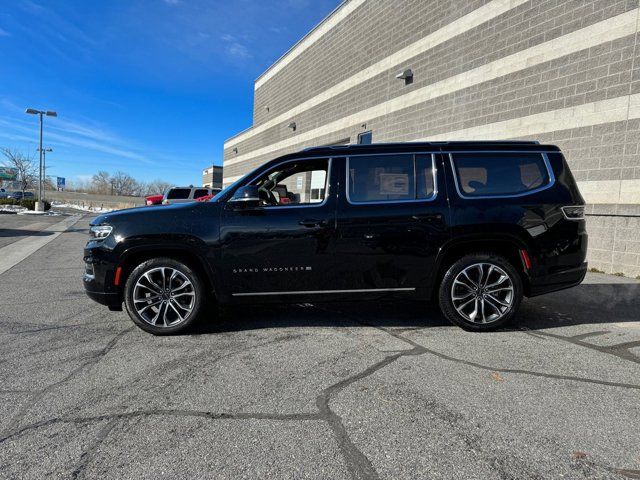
232 266 313 274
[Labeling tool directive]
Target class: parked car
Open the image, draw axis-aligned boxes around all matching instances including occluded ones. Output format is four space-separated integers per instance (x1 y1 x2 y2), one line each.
195 189 221 202
144 194 164 206
84 141 587 335
8 191 35 200
162 186 213 205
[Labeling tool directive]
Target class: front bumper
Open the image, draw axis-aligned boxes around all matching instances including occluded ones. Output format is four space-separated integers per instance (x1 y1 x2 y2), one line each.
83 282 121 307
83 244 121 308
528 262 588 297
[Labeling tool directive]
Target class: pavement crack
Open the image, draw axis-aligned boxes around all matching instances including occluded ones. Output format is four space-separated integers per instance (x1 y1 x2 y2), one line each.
530 330 640 365
570 330 611 341
71 418 118 480
0 410 322 445
385 326 640 390
0 326 134 439
315 343 428 480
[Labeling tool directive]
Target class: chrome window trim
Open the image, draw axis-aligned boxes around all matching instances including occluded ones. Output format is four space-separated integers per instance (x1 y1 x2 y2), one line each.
234 157 333 210
448 152 556 200
345 152 438 205
232 287 416 297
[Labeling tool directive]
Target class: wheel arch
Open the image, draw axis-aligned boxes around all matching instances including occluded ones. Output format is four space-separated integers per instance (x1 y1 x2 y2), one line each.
117 245 217 301
431 234 532 298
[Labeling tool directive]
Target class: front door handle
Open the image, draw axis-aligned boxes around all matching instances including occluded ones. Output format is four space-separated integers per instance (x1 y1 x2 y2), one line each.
411 214 443 222
299 219 327 228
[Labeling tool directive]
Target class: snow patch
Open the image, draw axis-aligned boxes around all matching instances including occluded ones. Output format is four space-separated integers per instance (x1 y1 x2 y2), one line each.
50 201 114 213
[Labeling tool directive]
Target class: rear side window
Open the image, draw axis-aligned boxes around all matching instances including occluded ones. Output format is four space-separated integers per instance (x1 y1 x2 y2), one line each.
451 152 551 197
193 189 209 199
166 188 191 199
348 154 436 203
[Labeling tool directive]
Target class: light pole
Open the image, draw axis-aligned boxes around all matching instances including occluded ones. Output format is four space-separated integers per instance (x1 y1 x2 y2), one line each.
39 147 52 194
25 108 57 211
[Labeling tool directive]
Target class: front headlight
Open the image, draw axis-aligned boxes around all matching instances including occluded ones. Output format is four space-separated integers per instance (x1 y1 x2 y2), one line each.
89 225 113 240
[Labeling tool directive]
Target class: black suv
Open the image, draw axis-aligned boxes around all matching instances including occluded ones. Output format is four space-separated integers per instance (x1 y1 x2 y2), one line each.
84 142 587 334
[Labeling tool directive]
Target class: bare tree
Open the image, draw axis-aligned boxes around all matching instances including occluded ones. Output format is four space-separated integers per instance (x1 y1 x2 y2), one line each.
1 148 36 196
145 179 172 196
111 171 139 196
91 170 111 194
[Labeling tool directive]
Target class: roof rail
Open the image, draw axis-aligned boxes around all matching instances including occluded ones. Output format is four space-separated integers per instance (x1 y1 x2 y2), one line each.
303 140 541 151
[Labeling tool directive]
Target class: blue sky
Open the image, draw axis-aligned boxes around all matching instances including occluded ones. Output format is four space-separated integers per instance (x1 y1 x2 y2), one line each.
0 0 340 186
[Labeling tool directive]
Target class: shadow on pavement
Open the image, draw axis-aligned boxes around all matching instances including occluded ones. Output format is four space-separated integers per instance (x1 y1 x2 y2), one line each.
188 281 640 335
0 229 55 237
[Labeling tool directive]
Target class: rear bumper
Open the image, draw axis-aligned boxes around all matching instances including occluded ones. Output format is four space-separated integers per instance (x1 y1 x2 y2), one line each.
528 262 588 297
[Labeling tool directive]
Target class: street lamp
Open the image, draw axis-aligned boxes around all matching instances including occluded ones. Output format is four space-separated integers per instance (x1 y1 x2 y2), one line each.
38 147 53 192
25 108 57 211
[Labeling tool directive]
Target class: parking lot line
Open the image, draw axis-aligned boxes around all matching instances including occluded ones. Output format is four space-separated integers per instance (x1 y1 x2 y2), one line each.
0 214 83 275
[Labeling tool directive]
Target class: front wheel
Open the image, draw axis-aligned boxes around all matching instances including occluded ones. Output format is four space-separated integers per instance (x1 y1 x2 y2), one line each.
124 258 205 335
438 253 523 331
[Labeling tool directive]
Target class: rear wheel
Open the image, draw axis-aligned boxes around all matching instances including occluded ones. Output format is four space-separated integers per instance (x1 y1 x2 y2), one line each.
438 253 523 331
124 257 204 335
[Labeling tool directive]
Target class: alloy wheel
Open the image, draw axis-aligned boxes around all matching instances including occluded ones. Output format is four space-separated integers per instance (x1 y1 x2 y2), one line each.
132 267 196 327
450 262 514 324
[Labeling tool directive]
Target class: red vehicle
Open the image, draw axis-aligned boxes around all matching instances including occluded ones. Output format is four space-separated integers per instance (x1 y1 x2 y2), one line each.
196 194 214 202
145 194 163 206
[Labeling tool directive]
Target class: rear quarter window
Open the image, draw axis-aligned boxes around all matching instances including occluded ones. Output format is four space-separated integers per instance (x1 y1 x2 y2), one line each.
451 152 551 197
193 189 209 199
166 188 191 199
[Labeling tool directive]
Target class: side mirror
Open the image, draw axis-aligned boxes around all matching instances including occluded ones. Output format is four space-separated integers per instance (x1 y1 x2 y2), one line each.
228 185 261 209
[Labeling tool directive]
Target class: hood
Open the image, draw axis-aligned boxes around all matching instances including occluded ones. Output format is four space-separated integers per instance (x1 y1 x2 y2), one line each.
91 202 203 227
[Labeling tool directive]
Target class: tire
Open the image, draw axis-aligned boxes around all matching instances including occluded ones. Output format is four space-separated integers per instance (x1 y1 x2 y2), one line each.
124 257 205 335
438 253 523 331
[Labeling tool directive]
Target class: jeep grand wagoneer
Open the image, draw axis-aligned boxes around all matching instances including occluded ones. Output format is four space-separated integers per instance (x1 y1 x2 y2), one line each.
84 142 587 334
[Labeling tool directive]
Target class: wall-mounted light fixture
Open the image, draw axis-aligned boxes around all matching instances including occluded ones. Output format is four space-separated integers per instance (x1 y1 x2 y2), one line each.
264 106 270 112
233 147 238 154
287 122 297 132
396 68 413 85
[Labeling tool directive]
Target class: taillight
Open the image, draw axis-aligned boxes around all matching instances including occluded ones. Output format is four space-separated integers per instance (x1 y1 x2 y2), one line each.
561 206 585 220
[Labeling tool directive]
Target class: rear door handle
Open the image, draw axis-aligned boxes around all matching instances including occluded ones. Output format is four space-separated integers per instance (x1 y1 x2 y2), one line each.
299 219 328 228
411 214 442 222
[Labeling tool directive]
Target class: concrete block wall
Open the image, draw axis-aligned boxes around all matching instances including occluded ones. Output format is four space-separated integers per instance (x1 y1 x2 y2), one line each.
224 0 640 277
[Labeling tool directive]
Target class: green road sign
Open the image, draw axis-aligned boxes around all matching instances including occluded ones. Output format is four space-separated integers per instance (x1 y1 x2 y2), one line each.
0 167 18 180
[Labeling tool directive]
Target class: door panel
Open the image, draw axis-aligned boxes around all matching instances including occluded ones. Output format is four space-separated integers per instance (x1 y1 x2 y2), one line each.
333 154 451 296
218 159 337 297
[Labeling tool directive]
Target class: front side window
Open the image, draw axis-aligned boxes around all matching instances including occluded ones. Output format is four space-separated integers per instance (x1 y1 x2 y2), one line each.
451 152 551 197
166 188 191 199
347 154 435 203
251 158 329 207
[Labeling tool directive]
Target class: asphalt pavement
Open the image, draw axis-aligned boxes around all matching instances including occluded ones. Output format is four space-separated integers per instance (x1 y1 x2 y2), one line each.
0 213 639 479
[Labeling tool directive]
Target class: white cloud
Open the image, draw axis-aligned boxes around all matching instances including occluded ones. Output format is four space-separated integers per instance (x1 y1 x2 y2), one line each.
220 34 252 60
226 42 251 59
0 28 10 37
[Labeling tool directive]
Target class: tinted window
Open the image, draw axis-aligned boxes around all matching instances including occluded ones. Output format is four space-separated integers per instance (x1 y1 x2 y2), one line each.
193 189 209 199
452 152 550 197
348 154 435 203
166 188 191 199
